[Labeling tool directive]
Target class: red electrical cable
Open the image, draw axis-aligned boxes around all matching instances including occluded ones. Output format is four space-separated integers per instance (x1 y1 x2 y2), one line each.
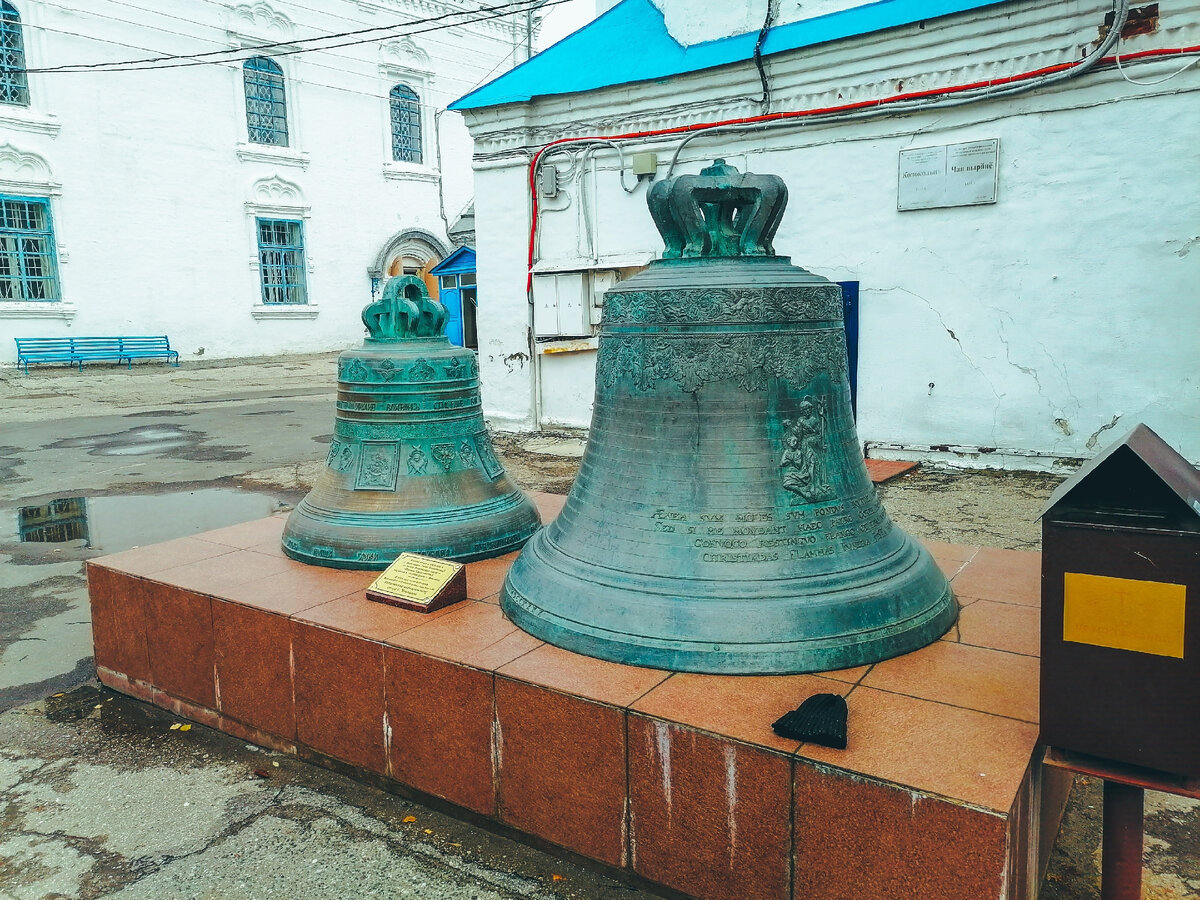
523 44 1200 292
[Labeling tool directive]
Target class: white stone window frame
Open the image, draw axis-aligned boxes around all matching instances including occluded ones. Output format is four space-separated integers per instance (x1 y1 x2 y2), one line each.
0 142 72 320
244 174 317 320
379 40 439 184
227 2 309 169
0 1 60 137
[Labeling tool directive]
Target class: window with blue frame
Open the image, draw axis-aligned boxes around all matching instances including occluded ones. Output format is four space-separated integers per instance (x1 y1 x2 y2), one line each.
243 57 288 146
389 84 421 163
0 2 29 107
256 218 307 304
0 195 60 301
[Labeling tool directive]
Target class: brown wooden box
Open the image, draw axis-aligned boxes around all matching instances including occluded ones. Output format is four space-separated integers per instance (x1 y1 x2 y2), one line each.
1040 424 1200 778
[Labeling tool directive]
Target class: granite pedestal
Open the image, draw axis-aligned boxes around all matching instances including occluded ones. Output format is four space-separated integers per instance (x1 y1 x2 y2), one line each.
87 491 1067 900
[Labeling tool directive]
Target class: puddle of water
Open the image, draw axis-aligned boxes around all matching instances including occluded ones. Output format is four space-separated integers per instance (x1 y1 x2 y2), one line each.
7 489 286 555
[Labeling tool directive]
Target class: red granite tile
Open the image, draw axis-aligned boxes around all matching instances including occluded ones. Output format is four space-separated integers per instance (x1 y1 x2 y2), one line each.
96 666 154 703
925 541 979 579
218 714 298 755
530 491 567 522
87 564 151 681
628 715 791 899
151 549 296 597
385 649 495 814
196 516 286 550
469 628 542 671
497 642 670 708
295 591 453 642
793 764 1008 899
150 690 220 730
798 686 1039 812
144 583 215 708
957 598 1040 657
495 677 627 866
631 673 845 754
386 601 518 665
292 622 386 773
863 641 1039 723
464 552 518 600
220 565 371 616
952 546 1041 606
95 536 233 577
864 458 918 484
212 599 295 739
818 663 872 684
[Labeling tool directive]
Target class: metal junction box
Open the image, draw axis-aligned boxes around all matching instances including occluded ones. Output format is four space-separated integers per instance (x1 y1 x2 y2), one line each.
1040 424 1200 777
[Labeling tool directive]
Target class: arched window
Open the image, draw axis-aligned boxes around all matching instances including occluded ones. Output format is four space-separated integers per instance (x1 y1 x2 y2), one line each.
243 57 288 146
389 84 421 164
0 2 29 107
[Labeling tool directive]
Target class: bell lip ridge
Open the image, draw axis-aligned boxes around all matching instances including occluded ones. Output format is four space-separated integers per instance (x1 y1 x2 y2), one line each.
280 530 536 570
500 581 958 675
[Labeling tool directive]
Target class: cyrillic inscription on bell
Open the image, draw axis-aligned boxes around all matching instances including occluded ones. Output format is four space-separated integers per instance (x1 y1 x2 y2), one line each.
282 275 540 569
502 160 956 673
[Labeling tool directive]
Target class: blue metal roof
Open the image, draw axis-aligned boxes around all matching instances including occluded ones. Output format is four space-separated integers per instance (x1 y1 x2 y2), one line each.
429 245 476 275
450 0 1011 111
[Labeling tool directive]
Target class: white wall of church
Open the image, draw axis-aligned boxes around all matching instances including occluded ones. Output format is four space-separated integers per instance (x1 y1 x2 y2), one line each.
464 1 1200 464
0 0 527 364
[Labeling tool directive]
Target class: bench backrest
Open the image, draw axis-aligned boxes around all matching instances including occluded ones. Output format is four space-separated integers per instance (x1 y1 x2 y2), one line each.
118 336 172 351
15 337 75 353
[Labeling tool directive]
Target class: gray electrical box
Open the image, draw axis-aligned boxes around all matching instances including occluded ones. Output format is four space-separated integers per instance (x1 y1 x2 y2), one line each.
632 152 658 178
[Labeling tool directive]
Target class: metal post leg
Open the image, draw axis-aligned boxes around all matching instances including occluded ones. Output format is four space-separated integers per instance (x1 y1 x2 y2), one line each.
1101 780 1144 900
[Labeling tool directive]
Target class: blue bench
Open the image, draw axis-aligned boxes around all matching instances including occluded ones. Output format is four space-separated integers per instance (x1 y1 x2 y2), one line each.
14 336 180 374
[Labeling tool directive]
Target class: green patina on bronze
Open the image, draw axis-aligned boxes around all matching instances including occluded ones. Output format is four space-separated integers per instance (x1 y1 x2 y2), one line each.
281 275 540 569
501 161 957 674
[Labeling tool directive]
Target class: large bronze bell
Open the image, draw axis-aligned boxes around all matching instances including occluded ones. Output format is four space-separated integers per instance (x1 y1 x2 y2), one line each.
282 275 540 569
501 160 956 673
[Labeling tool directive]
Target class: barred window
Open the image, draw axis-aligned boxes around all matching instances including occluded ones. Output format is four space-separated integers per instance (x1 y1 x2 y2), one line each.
256 218 306 304
389 84 421 164
0 195 59 301
243 57 288 146
0 2 29 107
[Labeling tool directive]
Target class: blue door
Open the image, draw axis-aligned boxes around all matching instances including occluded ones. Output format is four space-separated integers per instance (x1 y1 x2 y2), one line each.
429 246 477 350
440 276 464 346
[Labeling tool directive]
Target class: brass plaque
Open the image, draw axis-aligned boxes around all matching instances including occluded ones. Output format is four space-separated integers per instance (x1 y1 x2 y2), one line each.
366 552 466 612
1063 572 1186 658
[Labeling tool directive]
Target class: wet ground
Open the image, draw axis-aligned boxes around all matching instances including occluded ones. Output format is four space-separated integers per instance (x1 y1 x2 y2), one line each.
1 353 1197 898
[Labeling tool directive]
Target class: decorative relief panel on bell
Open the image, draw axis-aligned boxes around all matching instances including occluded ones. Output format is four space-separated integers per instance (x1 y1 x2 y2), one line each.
780 399 836 504
603 286 842 325
596 330 847 394
355 441 401 491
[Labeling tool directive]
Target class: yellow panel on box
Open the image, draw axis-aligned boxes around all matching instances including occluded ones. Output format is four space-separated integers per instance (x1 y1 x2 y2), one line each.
1063 572 1186 659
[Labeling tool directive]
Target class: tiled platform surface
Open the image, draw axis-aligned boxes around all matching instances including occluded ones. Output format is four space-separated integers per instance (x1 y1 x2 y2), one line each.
87 492 1068 900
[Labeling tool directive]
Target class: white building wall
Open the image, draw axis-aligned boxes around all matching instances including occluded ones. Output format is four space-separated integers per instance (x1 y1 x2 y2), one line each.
0 0 527 363
464 0 1200 464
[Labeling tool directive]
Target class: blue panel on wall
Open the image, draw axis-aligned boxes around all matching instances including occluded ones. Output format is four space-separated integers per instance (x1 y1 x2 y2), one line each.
837 280 859 419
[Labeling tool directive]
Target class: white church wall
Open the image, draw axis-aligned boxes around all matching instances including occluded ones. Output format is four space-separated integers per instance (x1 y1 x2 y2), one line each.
465 2 1200 463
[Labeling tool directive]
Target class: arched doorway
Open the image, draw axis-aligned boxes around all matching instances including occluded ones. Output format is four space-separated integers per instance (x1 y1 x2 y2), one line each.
368 229 450 305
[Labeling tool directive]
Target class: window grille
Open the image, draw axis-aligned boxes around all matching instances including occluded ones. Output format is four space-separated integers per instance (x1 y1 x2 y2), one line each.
243 57 288 146
256 218 307 304
0 195 59 301
389 84 422 164
0 2 29 107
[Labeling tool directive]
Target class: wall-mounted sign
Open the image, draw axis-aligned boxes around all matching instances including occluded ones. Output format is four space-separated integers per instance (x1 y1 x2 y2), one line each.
897 139 999 211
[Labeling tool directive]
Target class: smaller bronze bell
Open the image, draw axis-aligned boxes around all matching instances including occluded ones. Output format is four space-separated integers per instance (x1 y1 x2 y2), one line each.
282 275 540 569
